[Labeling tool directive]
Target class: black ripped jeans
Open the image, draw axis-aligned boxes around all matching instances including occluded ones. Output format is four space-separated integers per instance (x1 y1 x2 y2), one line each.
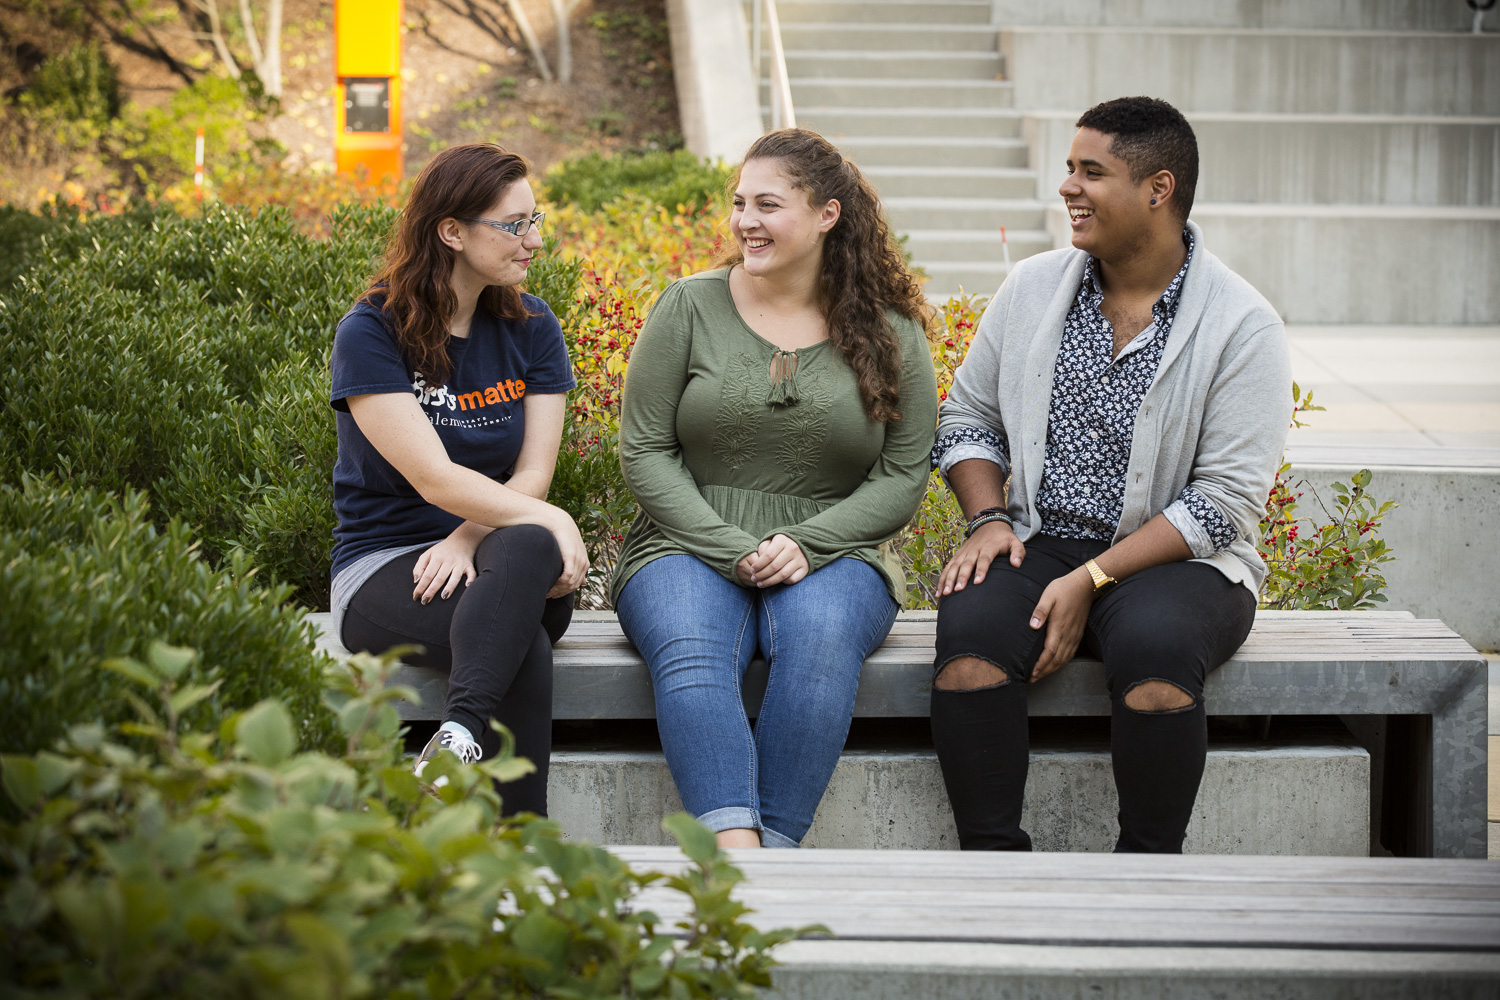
341 524 572 817
930 535 1256 853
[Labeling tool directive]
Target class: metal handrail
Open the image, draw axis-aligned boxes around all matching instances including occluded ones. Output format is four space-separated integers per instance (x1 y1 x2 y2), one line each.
751 0 796 130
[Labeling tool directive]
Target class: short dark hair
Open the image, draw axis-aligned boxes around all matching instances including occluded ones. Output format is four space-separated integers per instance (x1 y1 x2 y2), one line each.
1076 97 1198 220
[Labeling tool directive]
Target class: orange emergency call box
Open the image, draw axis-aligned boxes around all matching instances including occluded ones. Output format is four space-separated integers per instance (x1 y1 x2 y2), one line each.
335 0 403 184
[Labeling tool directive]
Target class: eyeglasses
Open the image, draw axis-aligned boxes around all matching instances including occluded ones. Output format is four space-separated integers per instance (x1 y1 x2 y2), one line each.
464 211 545 237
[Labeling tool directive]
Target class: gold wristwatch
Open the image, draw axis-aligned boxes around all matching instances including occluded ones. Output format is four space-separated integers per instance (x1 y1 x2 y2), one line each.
1083 558 1117 593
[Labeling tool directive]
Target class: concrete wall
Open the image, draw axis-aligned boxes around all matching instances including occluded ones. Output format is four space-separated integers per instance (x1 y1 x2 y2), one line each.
1024 112 1500 206
1042 203 1500 325
1286 461 1500 650
665 0 762 162
989 0 1487 31
549 745 1370 855
1001 29 1500 116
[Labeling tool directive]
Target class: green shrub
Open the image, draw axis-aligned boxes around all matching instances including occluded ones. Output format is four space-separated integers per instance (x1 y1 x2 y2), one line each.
0 202 393 609
0 477 336 755
25 43 122 124
523 233 584 324
0 205 76 290
0 646 807 997
115 74 274 192
543 149 731 213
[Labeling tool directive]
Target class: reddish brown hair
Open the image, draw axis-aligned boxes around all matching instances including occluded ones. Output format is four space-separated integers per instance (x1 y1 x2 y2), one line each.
360 143 534 387
717 128 930 422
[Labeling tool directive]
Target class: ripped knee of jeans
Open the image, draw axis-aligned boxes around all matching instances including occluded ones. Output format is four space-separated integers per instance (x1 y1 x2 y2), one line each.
934 655 1013 692
1121 678 1197 714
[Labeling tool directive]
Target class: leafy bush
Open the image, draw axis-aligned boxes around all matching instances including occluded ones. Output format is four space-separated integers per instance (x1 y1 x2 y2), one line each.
117 75 275 194
0 477 335 755
25 43 122 124
0 204 76 289
543 149 731 213
0 646 806 997
0 202 390 608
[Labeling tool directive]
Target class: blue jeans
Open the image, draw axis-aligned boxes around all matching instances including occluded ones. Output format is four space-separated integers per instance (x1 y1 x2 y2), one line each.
616 554 898 847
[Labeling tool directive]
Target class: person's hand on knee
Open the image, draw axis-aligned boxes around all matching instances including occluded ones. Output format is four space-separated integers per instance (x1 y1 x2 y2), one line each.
939 520 1025 596
1027 568 1094 681
412 532 480 604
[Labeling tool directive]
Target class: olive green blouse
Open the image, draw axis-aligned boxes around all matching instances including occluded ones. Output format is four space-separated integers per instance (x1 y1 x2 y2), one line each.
609 268 939 606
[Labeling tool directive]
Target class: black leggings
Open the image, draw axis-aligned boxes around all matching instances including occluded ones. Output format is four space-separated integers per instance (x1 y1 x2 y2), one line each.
930 535 1256 853
342 524 572 817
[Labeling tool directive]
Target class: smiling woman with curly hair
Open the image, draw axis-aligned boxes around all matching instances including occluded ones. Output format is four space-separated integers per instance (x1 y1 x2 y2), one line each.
611 128 939 850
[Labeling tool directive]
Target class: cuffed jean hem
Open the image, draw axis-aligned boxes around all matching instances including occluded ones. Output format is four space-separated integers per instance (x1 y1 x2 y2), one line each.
697 806 760 834
760 826 800 849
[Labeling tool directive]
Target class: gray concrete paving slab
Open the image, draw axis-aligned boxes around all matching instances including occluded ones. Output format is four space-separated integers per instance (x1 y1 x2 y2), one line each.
1285 326 1500 450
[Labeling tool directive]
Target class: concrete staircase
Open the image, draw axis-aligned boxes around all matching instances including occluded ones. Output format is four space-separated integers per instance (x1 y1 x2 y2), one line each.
751 0 1500 318
758 0 1047 296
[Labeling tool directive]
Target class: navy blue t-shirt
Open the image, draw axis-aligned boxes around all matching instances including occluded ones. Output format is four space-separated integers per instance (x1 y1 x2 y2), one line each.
329 293 576 579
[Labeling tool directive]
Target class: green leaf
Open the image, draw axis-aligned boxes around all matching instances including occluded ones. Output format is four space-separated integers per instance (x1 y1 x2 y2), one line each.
147 641 197 680
33 752 81 797
1 756 42 810
236 700 297 766
662 812 719 865
101 656 159 688
169 680 223 716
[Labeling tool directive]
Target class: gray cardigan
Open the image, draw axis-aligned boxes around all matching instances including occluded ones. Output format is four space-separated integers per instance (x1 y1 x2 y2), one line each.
937 221 1292 596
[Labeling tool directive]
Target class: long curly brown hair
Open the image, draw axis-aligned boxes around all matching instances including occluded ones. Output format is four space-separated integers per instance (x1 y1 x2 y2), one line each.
718 128 929 422
359 143 534 387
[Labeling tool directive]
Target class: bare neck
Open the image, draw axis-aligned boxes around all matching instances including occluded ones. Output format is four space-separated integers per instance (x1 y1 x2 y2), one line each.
1096 225 1187 301
735 261 822 315
447 265 486 339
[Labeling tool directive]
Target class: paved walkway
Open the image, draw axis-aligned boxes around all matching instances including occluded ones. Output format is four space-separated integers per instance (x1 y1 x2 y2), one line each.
1284 325 1500 455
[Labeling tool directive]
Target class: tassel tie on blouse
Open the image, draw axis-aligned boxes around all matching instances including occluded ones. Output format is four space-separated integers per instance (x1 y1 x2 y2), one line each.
766 349 801 407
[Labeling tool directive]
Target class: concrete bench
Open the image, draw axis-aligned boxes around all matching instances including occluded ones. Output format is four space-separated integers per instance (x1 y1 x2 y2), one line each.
307 609 1488 858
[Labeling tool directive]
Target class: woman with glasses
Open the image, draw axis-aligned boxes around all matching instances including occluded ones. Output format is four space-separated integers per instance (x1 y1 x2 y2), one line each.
329 142 587 815
612 129 938 848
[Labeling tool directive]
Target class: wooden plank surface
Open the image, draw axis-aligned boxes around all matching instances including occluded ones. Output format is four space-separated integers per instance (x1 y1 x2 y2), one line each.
557 611 1482 668
610 847 1500 953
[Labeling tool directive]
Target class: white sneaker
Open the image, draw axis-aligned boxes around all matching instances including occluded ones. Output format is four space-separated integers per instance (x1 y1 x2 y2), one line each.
414 727 483 787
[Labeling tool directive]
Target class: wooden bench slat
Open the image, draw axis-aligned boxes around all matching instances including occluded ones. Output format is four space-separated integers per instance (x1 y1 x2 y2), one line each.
612 847 1500 952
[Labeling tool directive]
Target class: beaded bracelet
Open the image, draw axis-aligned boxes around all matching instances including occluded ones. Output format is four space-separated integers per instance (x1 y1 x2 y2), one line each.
964 512 1013 538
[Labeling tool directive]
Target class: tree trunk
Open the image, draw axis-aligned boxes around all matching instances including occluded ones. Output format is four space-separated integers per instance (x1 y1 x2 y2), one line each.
548 0 570 85
505 0 553 83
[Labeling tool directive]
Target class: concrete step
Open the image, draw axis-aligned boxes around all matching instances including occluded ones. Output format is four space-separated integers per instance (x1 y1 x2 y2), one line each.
779 22 1000 51
549 741 1371 853
881 196 1046 231
782 49 1002 80
773 77 1014 109
920 262 1016 298
862 165 1035 199
1001 28 1500 115
900 226 1053 262
1142 203 1500 324
763 0 992 25
1024 112 1500 206
833 136 1029 169
796 106 1023 140
989 0 1485 31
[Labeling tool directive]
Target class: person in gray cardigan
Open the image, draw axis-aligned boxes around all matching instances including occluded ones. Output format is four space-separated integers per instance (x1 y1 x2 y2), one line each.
929 97 1292 853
